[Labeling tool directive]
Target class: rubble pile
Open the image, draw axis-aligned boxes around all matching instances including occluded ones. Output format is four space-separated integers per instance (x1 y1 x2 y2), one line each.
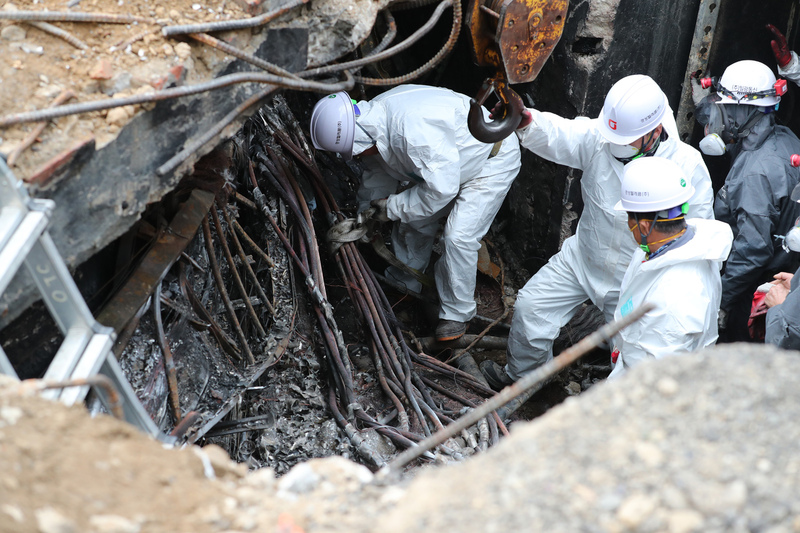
2 344 800 532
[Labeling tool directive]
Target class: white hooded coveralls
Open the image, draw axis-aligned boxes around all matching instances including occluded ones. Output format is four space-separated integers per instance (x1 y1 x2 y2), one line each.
609 218 733 378
506 108 714 380
353 85 521 322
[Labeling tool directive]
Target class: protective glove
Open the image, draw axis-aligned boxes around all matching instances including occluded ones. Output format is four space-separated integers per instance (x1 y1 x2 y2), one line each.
369 198 390 222
690 71 710 106
717 308 729 331
767 24 793 68
489 101 533 130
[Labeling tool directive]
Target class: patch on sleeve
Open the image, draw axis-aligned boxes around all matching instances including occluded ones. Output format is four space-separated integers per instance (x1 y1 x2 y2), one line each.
620 297 634 317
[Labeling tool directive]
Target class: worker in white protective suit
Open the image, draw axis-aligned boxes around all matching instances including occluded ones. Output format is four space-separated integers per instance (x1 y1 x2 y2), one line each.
480 74 714 390
608 157 732 378
309 86 521 341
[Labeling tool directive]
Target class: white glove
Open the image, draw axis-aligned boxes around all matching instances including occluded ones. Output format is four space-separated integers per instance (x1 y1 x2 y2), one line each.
690 73 711 106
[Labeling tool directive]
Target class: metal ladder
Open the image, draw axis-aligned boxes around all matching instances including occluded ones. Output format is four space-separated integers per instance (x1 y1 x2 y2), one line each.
0 158 167 441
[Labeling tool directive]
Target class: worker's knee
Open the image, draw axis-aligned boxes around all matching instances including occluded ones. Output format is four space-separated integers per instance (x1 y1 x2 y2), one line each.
441 228 481 253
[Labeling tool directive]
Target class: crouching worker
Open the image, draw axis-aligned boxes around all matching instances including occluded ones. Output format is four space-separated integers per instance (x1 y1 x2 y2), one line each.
609 157 733 378
309 86 522 341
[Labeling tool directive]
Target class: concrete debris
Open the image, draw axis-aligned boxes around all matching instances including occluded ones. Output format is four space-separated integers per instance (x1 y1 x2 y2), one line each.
2 344 800 531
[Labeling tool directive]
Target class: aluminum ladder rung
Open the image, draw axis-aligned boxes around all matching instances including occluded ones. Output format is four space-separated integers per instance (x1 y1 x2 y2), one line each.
0 344 19 378
0 210 49 294
0 158 169 442
0 206 24 250
40 328 95 397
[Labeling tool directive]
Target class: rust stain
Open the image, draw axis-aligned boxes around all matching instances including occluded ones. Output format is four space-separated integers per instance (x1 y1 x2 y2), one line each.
467 0 568 84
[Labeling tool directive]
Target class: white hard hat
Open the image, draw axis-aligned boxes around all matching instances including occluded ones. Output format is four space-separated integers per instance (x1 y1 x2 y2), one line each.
309 91 356 160
614 157 695 213
717 60 780 107
598 75 668 145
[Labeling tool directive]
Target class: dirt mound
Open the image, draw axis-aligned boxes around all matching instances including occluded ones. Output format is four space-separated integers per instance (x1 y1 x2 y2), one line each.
3 343 800 532
0 0 255 181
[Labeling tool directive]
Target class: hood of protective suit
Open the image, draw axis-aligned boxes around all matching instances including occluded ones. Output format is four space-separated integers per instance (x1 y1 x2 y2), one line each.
609 218 733 379
738 111 776 152
634 218 733 271
352 100 377 157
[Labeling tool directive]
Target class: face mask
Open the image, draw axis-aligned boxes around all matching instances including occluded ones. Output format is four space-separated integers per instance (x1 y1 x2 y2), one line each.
779 217 800 252
776 216 800 252
785 226 800 252
699 133 727 156
609 143 640 159
610 129 664 164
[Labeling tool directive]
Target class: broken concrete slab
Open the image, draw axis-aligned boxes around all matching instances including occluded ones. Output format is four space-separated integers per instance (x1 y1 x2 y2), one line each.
0 0 390 326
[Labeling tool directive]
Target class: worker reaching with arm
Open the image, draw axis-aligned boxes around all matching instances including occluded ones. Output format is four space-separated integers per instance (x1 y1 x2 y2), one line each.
767 24 800 87
608 157 732 378
309 85 521 342
480 74 714 390
693 60 800 342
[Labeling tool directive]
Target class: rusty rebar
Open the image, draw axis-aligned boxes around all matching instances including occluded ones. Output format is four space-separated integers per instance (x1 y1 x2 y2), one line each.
230 216 275 269
300 0 451 78
0 70 354 128
356 0 461 85
445 308 509 364
179 266 242 361
156 86 277 177
32 375 124 420
222 207 276 317
201 215 256 364
384 303 656 474
162 0 308 36
153 281 182 424
113 28 159 50
210 204 267 338
26 21 89 49
189 32 301 80
0 10 153 23
7 89 75 167
370 10 398 56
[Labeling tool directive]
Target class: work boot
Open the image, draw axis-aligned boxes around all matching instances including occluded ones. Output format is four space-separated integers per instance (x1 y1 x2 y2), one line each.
479 360 514 391
435 319 466 342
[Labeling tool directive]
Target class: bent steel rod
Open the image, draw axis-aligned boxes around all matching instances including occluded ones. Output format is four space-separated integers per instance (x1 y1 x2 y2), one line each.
0 71 354 127
384 303 656 474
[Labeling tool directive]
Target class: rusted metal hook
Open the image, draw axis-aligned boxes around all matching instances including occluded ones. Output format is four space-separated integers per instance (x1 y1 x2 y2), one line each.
467 77 525 143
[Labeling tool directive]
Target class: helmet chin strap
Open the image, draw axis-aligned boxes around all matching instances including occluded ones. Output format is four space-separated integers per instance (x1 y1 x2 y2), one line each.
632 204 690 254
719 105 764 143
615 128 665 164
633 212 659 253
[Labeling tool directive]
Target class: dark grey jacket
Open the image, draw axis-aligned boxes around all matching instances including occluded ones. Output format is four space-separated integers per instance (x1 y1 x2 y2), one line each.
766 265 800 350
714 117 800 310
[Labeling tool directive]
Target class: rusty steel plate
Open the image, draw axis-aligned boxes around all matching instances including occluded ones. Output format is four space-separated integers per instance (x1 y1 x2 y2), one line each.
497 0 568 84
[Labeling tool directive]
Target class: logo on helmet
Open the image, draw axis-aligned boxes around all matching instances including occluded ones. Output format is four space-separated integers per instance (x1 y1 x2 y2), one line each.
680 178 686 187
609 119 617 130
335 121 342 145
